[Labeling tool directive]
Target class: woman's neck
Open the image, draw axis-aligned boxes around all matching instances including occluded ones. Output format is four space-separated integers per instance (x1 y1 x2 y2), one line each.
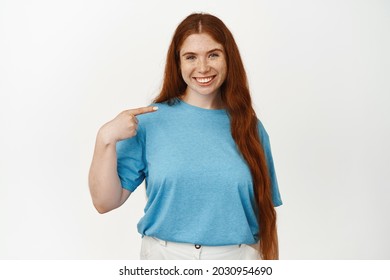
181 89 224 109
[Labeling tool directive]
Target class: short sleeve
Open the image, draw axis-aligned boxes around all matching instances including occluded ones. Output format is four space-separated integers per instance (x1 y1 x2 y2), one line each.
116 130 146 192
257 121 283 207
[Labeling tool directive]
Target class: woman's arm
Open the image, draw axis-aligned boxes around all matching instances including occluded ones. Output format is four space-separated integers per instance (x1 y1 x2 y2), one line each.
88 106 158 213
88 124 130 213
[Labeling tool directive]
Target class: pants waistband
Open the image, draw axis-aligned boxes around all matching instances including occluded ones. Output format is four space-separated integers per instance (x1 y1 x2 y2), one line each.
147 236 242 250
141 235 260 260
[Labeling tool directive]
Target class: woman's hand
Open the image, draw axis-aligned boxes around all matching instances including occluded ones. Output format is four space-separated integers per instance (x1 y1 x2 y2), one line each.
99 106 158 145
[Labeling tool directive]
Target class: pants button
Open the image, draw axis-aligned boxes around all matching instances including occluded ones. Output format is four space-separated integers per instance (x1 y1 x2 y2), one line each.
195 244 201 249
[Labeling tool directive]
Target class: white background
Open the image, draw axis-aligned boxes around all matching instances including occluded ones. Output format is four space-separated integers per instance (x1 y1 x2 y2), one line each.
1 0 389 260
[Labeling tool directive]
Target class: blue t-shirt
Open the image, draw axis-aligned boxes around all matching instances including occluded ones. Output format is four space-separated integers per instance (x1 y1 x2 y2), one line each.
116 99 282 246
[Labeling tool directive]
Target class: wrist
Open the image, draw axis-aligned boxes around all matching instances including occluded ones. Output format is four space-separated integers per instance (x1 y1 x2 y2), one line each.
97 124 117 146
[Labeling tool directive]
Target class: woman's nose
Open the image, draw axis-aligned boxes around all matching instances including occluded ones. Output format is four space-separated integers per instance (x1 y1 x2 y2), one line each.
197 58 210 73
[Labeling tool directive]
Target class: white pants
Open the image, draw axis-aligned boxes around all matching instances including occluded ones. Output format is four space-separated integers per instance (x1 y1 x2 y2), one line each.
140 236 260 260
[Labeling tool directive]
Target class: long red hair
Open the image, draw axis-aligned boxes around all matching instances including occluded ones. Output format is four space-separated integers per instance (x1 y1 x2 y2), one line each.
154 13 278 259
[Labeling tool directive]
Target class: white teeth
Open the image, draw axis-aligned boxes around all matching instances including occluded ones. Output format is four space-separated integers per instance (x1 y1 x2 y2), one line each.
196 77 213 83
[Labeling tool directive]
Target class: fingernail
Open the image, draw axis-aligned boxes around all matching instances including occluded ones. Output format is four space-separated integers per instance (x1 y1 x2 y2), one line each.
153 106 159 110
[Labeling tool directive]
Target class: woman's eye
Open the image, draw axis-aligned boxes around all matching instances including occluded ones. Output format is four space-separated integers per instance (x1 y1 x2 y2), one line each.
186 55 196 60
209 53 219 58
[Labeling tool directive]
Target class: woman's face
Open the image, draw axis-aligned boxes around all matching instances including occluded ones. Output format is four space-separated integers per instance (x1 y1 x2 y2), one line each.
179 33 227 100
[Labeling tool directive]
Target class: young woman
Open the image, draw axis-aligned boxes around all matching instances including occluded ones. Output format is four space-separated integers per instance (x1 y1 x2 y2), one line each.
89 13 282 260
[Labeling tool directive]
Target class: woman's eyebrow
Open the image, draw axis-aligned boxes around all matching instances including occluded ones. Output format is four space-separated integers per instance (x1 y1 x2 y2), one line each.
181 48 224 57
207 48 224 54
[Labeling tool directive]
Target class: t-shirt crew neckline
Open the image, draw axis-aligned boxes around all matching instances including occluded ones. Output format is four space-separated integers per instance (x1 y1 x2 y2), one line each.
176 98 227 115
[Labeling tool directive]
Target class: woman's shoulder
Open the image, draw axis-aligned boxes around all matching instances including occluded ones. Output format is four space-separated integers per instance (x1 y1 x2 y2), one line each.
256 118 270 145
137 100 179 123
257 118 269 135
150 100 178 115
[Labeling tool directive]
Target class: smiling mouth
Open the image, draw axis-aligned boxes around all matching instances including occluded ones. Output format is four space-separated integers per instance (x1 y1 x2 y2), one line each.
194 76 216 84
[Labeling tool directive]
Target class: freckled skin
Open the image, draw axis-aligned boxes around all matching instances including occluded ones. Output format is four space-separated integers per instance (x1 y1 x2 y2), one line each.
180 33 227 109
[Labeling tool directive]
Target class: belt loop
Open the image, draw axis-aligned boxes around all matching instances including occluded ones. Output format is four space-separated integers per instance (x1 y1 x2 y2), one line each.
158 238 167 247
152 236 167 247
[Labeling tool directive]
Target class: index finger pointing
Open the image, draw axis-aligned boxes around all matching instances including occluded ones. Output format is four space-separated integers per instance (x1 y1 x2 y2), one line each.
129 106 159 116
